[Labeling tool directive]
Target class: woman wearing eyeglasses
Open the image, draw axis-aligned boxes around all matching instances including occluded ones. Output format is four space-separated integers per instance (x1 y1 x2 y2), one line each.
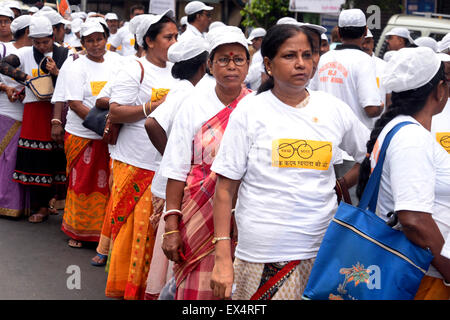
209 24 369 300
159 26 251 300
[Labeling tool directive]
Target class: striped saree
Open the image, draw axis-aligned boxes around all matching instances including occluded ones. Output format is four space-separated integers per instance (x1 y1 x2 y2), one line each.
174 88 251 300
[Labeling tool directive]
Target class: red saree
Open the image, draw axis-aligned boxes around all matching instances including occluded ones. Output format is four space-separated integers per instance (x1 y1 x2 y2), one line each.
174 88 251 300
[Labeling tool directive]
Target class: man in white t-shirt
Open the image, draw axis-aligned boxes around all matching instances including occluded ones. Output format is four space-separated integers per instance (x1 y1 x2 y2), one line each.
178 1 213 41
109 5 144 56
362 29 389 108
105 13 119 52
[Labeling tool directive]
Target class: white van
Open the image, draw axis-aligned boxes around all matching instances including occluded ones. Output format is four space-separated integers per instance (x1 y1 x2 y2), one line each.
375 13 450 58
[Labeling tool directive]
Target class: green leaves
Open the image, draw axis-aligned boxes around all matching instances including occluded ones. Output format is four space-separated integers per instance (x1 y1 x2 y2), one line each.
240 0 291 29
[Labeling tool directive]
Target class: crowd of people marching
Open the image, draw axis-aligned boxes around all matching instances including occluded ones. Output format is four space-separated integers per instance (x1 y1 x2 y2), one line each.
0 0 449 300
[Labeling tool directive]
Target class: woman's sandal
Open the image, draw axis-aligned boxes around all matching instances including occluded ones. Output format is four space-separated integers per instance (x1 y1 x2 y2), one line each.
48 198 58 215
68 239 83 248
28 212 49 223
91 253 108 267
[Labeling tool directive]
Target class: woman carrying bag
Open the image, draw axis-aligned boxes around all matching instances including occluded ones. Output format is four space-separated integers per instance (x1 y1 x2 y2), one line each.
105 11 178 300
61 21 122 249
357 47 450 300
0 15 68 223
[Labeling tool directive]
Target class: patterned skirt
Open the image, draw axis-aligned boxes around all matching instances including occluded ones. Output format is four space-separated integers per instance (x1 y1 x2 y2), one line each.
232 257 315 300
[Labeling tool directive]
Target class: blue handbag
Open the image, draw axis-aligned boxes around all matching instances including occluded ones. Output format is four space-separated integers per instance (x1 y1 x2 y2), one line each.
302 121 434 300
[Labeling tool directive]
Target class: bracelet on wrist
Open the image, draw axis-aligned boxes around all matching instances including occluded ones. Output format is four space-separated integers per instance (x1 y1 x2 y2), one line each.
163 209 182 221
51 118 62 125
444 279 450 287
161 230 180 241
212 236 231 244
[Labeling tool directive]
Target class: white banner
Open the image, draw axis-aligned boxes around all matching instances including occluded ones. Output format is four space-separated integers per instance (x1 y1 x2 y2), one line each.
149 0 175 15
289 0 345 14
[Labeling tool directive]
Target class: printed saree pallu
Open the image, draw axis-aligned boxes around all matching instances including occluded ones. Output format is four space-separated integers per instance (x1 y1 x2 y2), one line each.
105 160 156 300
174 88 251 300
61 133 110 242
0 114 27 217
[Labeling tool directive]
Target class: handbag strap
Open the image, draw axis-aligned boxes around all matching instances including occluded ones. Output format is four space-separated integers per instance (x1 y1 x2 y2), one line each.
358 121 416 212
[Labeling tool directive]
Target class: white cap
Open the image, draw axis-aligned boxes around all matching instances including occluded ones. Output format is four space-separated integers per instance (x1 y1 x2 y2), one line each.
80 20 104 37
70 18 84 33
5 1 21 11
382 47 441 93
105 13 118 21
36 10 71 26
298 22 327 35
129 14 152 35
85 16 108 29
438 33 450 53
414 36 438 53
385 27 414 44
209 21 225 31
136 10 174 47
10 14 32 34
168 36 208 63
321 33 329 41
0 6 14 19
185 1 213 15
365 28 373 38
206 25 248 54
437 52 450 62
276 17 298 25
338 9 366 28
180 16 187 26
29 16 53 38
28 6 39 14
87 12 97 18
247 27 266 41
39 6 55 13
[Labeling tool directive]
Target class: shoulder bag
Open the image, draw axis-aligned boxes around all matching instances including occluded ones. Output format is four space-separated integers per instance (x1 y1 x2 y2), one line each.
302 121 434 300
26 57 54 101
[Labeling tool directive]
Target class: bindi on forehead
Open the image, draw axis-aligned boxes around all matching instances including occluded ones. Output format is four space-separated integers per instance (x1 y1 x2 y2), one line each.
229 52 234 56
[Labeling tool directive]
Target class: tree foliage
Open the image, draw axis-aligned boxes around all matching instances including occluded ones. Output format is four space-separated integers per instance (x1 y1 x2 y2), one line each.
240 0 291 29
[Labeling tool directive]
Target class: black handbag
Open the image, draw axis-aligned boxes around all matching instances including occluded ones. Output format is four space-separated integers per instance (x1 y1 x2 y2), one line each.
82 106 108 137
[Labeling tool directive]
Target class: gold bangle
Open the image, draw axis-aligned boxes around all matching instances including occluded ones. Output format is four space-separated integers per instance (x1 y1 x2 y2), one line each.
212 236 231 244
161 230 180 241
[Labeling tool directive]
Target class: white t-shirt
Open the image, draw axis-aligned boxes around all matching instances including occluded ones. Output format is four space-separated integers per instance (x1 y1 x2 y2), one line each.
64 51 123 140
178 23 205 42
245 50 263 91
372 54 388 107
51 53 80 103
371 115 450 278
64 32 81 49
107 32 122 54
309 47 381 130
14 46 69 104
109 22 136 57
150 79 195 199
160 84 226 183
195 73 216 92
431 99 450 154
109 57 176 171
0 42 25 121
211 90 369 263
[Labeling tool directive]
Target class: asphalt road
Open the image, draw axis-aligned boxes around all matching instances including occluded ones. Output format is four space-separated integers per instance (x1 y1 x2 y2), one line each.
0 211 110 300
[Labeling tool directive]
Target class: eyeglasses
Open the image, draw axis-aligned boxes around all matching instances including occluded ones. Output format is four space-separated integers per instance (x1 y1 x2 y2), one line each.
214 56 248 67
202 12 212 18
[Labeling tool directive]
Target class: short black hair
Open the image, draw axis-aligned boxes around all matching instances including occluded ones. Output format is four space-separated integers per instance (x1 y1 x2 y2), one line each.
142 16 176 50
13 26 28 41
187 12 199 23
172 51 208 80
130 4 145 16
338 26 366 40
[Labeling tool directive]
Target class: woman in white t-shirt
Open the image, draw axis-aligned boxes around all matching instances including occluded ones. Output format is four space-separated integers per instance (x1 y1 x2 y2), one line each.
209 24 370 300
0 16 69 223
143 36 209 300
60 21 121 250
0 15 31 218
159 26 252 300
105 11 178 300
357 47 450 300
